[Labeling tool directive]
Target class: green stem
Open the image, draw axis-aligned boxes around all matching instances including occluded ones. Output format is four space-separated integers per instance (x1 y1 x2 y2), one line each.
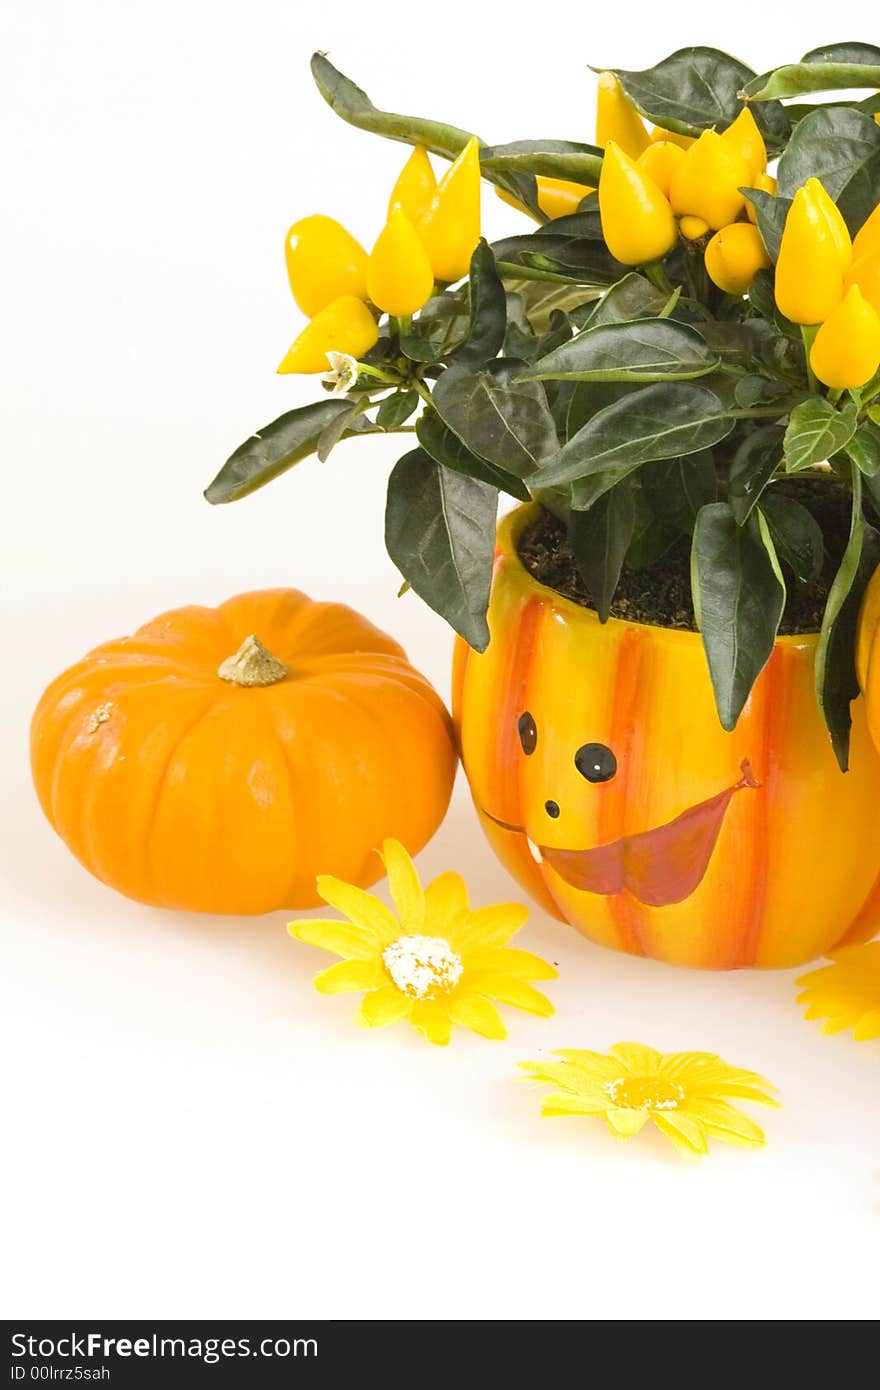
392 315 413 338
800 325 818 392
644 261 675 296
356 362 401 385
827 387 843 406
413 380 434 408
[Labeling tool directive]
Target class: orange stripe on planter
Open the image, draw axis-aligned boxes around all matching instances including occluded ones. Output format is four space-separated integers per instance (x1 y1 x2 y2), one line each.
602 624 648 957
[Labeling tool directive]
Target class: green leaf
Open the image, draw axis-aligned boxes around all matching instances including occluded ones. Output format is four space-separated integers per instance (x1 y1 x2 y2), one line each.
607 47 789 148
625 493 680 569
743 61 880 101
581 273 670 328
758 492 824 585
480 139 603 186
375 390 420 430
400 335 443 363
803 42 880 65
734 375 793 409
783 398 858 472
743 188 791 262
691 502 786 730
415 410 530 501
522 318 719 384
311 52 476 161
384 449 497 649
567 483 636 622
728 425 785 523
492 232 621 285
776 107 880 233
844 418 880 477
536 382 734 487
641 451 716 534
431 359 558 478
205 400 353 503
815 516 880 770
453 240 507 368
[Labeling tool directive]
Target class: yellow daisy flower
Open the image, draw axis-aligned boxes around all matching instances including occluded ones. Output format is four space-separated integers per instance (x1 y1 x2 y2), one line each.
520 1043 779 1158
288 839 557 1045
796 943 880 1041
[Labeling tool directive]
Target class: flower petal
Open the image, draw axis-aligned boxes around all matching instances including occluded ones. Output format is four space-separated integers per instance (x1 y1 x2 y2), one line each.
463 970 554 1017
449 902 529 950
424 870 469 934
313 959 387 994
447 993 507 1040
552 1049 625 1084
686 1098 767 1148
288 919 382 960
604 1108 649 1138
539 1091 608 1117
518 1059 610 1101
380 839 425 932
609 1042 662 1075
652 1112 708 1158
314 876 399 941
409 1001 453 1046
853 1009 880 1041
462 946 558 979
355 986 414 1028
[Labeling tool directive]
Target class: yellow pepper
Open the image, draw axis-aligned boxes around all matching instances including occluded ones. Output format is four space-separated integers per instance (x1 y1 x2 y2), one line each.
810 284 880 389
804 178 852 270
745 171 777 225
845 254 880 314
277 296 378 374
669 130 750 230
704 222 771 294
536 175 594 218
775 184 846 325
650 125 694 150
284 215 368 318
367 209 434 316
388 146 437 225
598 140 677 265
853 202 880 262
721 108 766 182
636 141 685 198
418 136 481 283
595 72 650 159
679 215 710 241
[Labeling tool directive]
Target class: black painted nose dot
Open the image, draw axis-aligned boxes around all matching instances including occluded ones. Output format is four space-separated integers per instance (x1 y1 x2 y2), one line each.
545 799 560 818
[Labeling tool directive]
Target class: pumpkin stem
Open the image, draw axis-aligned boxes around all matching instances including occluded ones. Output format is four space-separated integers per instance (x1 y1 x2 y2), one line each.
218 635 288 687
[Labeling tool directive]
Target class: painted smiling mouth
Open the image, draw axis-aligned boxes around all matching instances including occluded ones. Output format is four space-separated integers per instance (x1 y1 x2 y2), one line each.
482 760 759 908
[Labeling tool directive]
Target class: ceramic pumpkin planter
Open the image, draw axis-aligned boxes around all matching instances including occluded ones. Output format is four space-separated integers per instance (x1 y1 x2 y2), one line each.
453 507 880 970
31 588 457 914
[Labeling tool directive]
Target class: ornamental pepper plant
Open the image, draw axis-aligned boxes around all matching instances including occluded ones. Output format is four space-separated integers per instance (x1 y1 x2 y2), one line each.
206 44 880 770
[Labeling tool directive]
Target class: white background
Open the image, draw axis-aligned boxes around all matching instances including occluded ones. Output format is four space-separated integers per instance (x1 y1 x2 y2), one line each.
3 0 879 1323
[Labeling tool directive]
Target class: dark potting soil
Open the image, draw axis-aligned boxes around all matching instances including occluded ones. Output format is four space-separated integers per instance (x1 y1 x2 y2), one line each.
517 476 852 635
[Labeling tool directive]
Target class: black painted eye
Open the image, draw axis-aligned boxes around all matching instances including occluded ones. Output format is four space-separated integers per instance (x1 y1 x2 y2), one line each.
518 711 537 755
575 742 617 784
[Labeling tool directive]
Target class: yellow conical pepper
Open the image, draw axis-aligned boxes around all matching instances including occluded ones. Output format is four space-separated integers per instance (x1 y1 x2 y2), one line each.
536 176 594 218
810 284 880 389
284 215 368 318
805 178 852 270
745 171 777 225
853 202 880 262
598 140 677 265
388 146 437 225
650 125 694 150
277 296 378 374
679 215 710 241
637 141 686 198
418 136 481 283
595 72 650 159
704 222 771 294
721 108 766 182
669 130 751 230
367 209 434 316
775 184 846 324
845 255 880 314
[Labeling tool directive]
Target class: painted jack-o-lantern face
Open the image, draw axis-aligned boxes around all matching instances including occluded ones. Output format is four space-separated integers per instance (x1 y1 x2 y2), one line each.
453 506 880 970
485 708 759 910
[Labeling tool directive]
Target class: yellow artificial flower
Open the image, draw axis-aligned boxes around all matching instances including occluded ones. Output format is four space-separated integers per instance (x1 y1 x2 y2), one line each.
520 1043 779 1158
288 839 557 1045
796 943 880 1041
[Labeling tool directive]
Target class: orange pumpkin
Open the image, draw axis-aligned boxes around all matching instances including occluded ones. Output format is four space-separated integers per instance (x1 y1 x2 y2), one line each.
453 506 880 969
31 588 457 913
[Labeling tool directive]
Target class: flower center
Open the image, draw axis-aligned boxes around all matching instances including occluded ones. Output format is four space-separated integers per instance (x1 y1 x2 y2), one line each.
382 935 463 1000
605 1076 685 1112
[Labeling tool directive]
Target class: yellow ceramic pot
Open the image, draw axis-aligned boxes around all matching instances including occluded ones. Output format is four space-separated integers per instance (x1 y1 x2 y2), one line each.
453 504 880 969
